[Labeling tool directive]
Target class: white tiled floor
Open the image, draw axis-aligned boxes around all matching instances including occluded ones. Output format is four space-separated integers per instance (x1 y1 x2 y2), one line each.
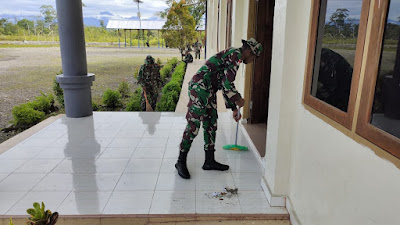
0 112 287 216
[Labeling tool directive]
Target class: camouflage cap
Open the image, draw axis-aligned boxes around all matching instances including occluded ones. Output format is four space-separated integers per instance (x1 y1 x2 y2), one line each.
241 38 263 57
145 55 155 64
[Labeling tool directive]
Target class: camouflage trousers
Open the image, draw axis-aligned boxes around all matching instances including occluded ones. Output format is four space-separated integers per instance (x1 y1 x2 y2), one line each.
180 87 218 152
141 90 158 111
195 50 201 59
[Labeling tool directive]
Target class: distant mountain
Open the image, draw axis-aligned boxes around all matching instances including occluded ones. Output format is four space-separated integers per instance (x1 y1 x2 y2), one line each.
388 19 400 25
0 14 39 22
99 11 113 16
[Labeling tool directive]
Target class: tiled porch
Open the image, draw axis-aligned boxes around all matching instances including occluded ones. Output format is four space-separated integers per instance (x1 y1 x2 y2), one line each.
0 112 288 223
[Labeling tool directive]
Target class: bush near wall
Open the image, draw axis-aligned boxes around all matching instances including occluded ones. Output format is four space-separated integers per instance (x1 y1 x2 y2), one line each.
126 87 142 111
11 93 55 126
53 72 64 107
157 62 187 111
102 88 122 109
160 57 179 83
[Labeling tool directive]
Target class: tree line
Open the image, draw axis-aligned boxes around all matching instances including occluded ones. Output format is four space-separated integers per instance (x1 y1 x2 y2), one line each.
325 8 399 41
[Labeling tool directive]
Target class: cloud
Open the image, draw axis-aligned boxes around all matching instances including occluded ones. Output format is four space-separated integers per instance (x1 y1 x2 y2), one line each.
0 0 168 19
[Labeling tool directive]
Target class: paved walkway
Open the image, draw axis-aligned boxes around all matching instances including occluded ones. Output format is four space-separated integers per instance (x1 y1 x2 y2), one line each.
175 60 227 113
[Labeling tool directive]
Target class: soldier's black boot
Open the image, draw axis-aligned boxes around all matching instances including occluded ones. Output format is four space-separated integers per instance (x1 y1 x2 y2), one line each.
175 151 190 179
202 150 229 171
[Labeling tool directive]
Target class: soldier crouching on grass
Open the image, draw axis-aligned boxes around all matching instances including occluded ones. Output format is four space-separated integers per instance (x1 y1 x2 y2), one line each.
137 55 163 111
175 38 263 179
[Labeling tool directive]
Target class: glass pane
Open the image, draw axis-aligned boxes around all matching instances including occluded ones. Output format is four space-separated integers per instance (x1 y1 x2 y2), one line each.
371 0 400 138
311 0 363 112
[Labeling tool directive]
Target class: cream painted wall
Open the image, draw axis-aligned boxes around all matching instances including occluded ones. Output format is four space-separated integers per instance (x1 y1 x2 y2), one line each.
206 0 218 56
264 0 291 195
205 0 249 104
266 0 400 224
231 0 249 98
218 0 227 51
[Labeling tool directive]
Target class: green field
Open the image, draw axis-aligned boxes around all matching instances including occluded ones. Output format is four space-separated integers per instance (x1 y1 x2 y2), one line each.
0 46 181 143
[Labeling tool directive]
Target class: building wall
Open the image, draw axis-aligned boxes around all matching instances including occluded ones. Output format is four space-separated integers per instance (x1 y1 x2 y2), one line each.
205 0 249 109
266 0 400 224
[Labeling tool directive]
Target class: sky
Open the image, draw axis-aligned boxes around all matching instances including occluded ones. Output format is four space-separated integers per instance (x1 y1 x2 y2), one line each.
0 0 169 19
325 0 400 22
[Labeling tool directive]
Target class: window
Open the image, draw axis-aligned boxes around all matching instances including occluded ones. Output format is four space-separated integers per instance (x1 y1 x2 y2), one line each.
305 0 400 159
356 0 400 158
304 0 370 129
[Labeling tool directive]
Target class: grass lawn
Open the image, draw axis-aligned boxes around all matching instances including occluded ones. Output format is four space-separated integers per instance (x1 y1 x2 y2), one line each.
0 46 180 143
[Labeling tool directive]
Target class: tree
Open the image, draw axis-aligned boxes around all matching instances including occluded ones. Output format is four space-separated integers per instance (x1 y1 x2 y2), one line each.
162 0 197 52
3 22 18 35
157 0 205 30
186 0 206 30
40 5 56 27
100 20 105 28
330 8 349 35
17 19 34 31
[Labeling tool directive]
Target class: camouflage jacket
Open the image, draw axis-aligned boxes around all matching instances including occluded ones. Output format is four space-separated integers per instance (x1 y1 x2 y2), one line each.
190 47 242 110
193 42 202 52
137 63 163 91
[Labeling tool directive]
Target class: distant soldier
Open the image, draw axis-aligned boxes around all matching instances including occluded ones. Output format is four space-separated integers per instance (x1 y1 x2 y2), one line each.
175 38 263 179
137 55 163 111
193 39 202 59
183 50 193 64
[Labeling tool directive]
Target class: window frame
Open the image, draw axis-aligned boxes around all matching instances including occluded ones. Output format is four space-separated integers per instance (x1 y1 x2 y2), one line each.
356 0 400 159
303 0 371 129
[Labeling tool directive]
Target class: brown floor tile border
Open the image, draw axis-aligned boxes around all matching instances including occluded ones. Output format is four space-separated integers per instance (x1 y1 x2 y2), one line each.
1 213 290 225
0 114 65 154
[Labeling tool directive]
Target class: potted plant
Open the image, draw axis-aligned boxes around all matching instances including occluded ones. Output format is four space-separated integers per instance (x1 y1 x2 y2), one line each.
26 202 58 225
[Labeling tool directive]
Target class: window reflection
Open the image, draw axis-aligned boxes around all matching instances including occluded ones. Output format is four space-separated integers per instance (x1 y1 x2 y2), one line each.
371 0 400 138
311 0 363 112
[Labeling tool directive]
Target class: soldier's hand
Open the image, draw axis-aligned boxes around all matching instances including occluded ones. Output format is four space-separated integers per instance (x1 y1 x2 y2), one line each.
235 98 245 108
233 109 241 122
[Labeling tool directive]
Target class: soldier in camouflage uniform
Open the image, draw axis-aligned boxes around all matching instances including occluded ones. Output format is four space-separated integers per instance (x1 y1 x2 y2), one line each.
193 39 202 59
137 55 163 111
316 48 353 112
175 38 263 179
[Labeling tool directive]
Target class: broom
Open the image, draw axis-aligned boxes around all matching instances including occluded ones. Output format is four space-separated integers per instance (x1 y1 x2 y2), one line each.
223 109 248 151
143 90 153 111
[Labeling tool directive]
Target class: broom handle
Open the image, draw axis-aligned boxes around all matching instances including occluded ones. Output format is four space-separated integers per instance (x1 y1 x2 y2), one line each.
143 89 150 105
235 110 240 146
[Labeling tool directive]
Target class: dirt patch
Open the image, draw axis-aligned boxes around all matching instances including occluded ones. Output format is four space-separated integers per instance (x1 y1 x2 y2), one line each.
0 46 180 143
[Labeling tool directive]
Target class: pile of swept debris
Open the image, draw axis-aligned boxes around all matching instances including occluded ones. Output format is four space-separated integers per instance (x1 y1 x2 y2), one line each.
206 187 238 200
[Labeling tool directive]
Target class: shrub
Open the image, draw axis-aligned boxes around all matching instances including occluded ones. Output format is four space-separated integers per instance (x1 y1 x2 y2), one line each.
102 88 121 108
126 87 142 111
28 92 54 114
160 64 173 83
171 62 186 85
92 102 99 111
156 90 179 111
168 57 179 68
118 80 130 98
12 104 45 126
162 81 181 95
53 77 64 107
156 61 187 112
156 58 162 65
